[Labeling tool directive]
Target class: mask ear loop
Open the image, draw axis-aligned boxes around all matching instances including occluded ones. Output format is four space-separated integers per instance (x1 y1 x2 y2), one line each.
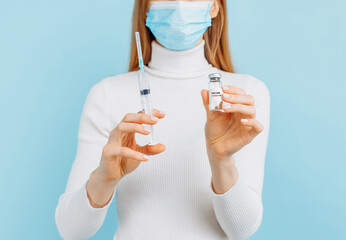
210 0 214 7
209 0 215 13
209 0 215 17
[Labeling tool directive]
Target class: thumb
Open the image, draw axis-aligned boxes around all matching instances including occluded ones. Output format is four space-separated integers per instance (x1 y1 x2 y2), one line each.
138 143 166 155
200 89 210 111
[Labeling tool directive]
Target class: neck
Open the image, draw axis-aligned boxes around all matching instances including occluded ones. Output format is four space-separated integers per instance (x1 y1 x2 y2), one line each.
145 40 213 79
154 38 204 51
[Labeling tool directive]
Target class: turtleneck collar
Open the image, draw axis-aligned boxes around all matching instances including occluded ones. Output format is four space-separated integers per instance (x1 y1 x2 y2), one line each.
145 40 213 79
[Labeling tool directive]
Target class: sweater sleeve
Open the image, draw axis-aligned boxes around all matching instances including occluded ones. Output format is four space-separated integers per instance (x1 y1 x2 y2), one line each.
211 76 270 240
55 79 116 240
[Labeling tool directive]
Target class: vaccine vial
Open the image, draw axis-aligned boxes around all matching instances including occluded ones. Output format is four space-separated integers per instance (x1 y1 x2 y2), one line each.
208 73 224 112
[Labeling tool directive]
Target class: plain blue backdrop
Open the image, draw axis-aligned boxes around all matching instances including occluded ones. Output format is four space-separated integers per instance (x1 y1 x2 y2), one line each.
1 0 345 239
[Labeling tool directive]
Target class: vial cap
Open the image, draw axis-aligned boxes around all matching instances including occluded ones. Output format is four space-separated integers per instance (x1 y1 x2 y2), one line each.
209 73 221 80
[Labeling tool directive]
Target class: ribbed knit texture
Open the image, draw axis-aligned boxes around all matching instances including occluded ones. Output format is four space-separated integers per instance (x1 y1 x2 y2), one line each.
55 40 270 240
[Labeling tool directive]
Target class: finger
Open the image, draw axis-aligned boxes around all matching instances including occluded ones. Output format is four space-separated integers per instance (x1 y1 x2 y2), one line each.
116 122 151 135
200 89 210 112
138 143 166 155
222 85 247 95
138 108 166 119
223 104 256 117
108 145 149 162
108 121 152 145
122 112 159 125
222 93 255 106
240 119 264 134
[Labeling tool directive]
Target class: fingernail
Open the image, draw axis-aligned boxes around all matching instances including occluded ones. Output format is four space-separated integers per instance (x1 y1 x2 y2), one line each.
159 110 165 115
223 93 230 98
241 119 248 122
143 125 151 132
223 86 229 90
151 116 159 121
142 154 149 160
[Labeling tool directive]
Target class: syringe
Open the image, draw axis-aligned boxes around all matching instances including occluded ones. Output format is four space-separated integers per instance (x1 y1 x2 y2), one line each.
135 32 155 145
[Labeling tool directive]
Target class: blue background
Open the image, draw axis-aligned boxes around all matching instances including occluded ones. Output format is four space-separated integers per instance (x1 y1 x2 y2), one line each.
1 0 345 239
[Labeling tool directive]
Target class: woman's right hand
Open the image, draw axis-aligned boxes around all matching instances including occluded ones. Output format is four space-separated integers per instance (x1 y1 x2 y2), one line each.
98 108 166 182
86 108 166 208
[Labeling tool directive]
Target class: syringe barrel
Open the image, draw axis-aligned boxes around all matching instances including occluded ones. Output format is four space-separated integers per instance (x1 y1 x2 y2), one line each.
137 71 152 112
140 93 153 115
137 71 155 145
137 71 150 92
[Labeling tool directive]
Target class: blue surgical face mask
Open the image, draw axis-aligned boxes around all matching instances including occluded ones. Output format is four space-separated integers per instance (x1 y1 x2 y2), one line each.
146 1 213 51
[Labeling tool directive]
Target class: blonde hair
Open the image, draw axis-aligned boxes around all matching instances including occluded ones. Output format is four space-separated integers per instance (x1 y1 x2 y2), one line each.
128 0 234 73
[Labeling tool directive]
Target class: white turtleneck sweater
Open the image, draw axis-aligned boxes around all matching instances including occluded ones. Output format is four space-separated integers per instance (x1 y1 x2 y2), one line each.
55 40 270 240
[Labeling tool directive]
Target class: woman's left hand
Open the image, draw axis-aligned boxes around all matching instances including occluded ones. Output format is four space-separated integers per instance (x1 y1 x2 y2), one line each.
200 85 264 162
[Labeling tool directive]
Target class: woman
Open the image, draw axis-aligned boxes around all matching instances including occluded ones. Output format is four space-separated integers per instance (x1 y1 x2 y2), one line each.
55 0 270 239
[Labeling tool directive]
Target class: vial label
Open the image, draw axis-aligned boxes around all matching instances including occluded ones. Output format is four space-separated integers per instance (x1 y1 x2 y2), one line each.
209 87 223 111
